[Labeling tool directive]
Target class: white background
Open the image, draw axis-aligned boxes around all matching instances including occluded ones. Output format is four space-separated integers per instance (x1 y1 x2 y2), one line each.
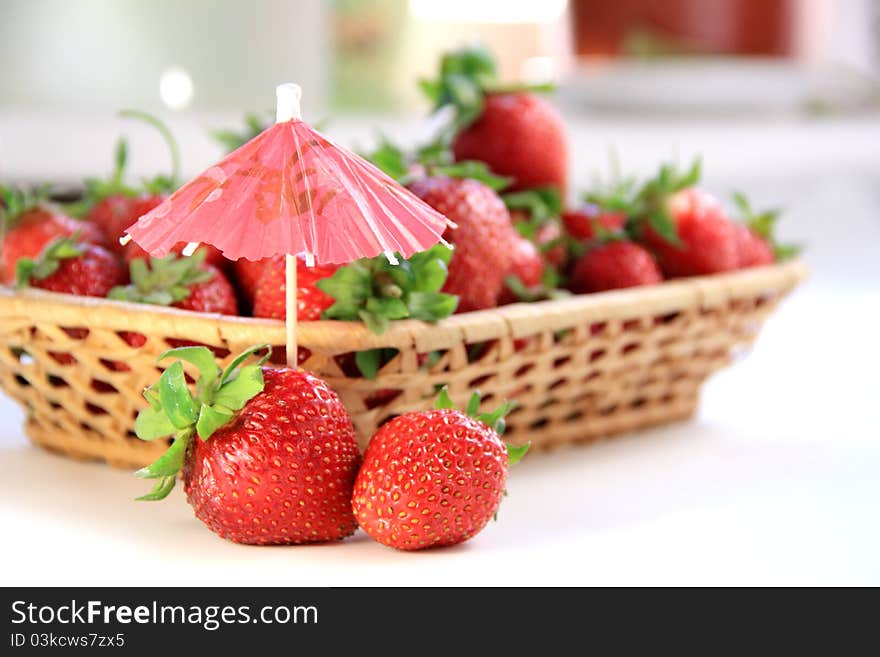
0 114 878 586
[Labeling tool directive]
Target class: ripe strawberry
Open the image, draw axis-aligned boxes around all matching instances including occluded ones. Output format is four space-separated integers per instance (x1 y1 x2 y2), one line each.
645 188 739 277
731 191 799 268
423 46 567 194
408 176 518 312
16 237 125 297
453 93 568 194
569 240 663 293
109 250 237 316
89 194 164 253
134 345 361 545
124 240 227 270
561 205 627 241
352 390 527 550
499 237 543 304
1 186 107 285
16 237 126 365
252 254 337 321
233 257 270 306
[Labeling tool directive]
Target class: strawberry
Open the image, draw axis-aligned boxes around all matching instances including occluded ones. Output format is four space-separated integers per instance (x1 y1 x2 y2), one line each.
569 240 663 293
252 254 338 321
561 204 627 241
233 257 270 307
109 250 237 316
422 46 568 194
16 237 125 297
352 389 528 551
124 240 226 270
16 237 126 366
133 345 361 545
408 176 518 312
645 188 739 277
75 111 181 251
731 192 799 268
1 186 107 285
535 220 567 269
499 237 544 304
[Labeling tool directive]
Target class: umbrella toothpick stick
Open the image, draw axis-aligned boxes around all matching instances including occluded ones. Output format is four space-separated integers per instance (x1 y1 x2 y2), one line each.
276 83 303 367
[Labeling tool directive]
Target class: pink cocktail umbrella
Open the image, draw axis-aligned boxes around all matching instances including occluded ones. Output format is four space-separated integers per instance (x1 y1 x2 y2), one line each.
123 84 455 366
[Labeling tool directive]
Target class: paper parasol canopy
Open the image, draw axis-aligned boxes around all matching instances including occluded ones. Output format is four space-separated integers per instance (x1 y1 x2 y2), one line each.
123 84 455 366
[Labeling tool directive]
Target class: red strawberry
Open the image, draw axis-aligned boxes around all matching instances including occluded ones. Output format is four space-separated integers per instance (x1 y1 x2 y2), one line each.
233 257 270 306
499 237 543 304
569 240 663 293
88 194 164 253
734 224 774 268
1 203 107 285
645 188 739 277
453 93 568 194
109 251 237 316
134 346 361 545
16 237 125 297
124 240 226 270
352 390 527 550
535 220 567 269
561 205 627 241
252 254 337 321
16 237 126 365
408 176 517 312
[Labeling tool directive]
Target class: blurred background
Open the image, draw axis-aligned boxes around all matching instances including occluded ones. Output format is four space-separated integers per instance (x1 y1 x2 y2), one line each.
1 0 879 278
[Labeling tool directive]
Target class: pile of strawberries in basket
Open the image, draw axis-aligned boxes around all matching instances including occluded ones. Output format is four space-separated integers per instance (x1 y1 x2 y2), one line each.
1 46 795 357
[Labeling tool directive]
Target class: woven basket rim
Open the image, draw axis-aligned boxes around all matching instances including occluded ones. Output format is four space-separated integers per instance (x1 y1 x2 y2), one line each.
0 259 807 350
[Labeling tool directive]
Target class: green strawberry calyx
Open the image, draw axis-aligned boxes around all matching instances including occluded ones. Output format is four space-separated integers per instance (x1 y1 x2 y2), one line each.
364 134 510 191
15 235 85 288
108 250 212 306
211 111 272 153
503 187 562 239
434 387 529 466
587 158 702 246
732 191 802 261
420 44 554 133
317 243 458 336
1 184 54 228
134 344 272 501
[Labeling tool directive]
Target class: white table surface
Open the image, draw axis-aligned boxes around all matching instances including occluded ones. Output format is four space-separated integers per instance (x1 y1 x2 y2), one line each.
1 117 878 586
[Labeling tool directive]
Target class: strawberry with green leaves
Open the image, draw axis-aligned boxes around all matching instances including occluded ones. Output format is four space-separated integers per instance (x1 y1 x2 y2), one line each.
352 388 528 551
408 177 519 312
422 45 568 195
78 111 181 252
134 345 361 544
1 185 107 285
731 192 800 268
16 236 126 365
569 239 663 293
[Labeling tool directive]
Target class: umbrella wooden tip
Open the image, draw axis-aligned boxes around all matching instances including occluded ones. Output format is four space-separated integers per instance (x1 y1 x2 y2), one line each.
276 83 302 123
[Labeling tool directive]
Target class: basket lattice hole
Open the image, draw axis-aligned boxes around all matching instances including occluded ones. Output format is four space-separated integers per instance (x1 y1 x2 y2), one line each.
14 374 31 388
548 378 568 391
590 322 607 336
630 397 647 409
553 355 571 368
657 312 681 325
600 404 619 416
590 349 606 362
85 402 108 416
469 373 494 388
623 319 643 332
12 348 34 365
514 363 535 377
529 418 549 430
622 342 641 355
47 375 69 388
91 379 118 394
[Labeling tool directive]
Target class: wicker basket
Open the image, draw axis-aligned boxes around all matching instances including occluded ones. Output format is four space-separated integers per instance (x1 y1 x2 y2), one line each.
0 260 806 468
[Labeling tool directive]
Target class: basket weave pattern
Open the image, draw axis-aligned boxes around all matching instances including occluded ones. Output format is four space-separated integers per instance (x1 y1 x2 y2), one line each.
0 261 805 469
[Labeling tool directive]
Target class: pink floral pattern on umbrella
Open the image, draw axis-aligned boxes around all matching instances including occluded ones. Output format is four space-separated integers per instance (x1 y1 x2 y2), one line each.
124 121 455 265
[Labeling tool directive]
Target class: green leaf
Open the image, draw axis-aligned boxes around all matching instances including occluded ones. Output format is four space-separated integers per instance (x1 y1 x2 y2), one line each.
355 349 382 380
648 211 681 246
135 475 177 501
407 244 452 292
218 343 271 387
358 309 389 335
466 392 481 417
507 442 530 466
366 296 409 320
477 400 516 436
435 387 455 410
158 346 219 401
134 405 177 441
134 429 191 479
407 291 458 321
213 365 264 412
196 404 234 440
431 161 511 191
502 187 562 226
156 362 197 430
363 135 409 181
